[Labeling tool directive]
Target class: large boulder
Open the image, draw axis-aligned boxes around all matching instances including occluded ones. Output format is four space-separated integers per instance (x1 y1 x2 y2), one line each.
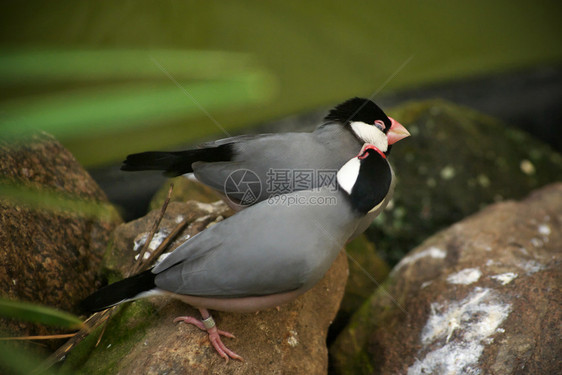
331 183 561 374
148 176 223 212
0 133 121 345
65 200 349 374
370 100 562 264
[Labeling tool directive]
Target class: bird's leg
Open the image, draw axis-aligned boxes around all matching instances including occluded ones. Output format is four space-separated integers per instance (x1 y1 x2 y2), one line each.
174 308 243 362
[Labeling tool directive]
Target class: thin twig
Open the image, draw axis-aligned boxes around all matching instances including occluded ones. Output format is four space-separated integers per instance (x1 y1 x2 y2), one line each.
94 308 114 348
131 183 174 276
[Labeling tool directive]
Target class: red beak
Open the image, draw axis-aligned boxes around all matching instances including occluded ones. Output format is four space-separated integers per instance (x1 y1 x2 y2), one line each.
387 117 410 145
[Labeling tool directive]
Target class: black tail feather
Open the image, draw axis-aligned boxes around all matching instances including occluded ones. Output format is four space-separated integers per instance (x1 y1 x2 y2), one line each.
81 270 156 313
121 144 234 177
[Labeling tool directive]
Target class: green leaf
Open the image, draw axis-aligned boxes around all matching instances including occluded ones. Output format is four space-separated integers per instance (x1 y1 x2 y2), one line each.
0 339 69 375
0 180 120 221
0 48 276 165
0 298 83 330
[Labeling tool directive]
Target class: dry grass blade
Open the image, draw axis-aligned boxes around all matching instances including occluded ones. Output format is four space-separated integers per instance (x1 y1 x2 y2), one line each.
131 183 174 276
38 183 180 372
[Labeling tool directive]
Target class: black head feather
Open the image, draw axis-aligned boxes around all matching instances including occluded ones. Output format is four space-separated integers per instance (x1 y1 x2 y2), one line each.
324 97 392 133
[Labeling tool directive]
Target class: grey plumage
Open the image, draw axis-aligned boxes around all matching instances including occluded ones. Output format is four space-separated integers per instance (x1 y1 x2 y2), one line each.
193 124 360 203
153 186 358 302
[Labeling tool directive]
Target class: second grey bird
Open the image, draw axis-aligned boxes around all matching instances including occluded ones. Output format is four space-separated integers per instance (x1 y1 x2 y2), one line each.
122 97 409 206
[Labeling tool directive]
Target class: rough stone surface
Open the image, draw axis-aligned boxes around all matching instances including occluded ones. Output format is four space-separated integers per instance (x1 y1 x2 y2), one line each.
102 200 234 280
149 177 223 212
331 183 562 375
369 100 562 264
0 133 121 344
66 200 348 374
329 235 389 343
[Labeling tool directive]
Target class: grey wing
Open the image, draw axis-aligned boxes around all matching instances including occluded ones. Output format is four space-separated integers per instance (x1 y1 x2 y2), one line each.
192 161 263 202
153 199 347 297
155 243 309 297
194 132 341 201
152 229 223 273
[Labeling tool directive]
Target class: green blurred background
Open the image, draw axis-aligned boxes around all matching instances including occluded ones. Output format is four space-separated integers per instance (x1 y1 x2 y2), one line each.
1 1 561 167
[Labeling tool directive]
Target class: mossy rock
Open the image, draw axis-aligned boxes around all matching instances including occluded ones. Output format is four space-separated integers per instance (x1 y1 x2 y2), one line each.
329 235 390 342
62 301 157 374
149 176 223 210
369 100 562 265
331 183 562 374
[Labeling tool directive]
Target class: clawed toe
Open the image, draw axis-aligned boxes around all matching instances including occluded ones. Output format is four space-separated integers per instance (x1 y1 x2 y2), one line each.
173 309 243 361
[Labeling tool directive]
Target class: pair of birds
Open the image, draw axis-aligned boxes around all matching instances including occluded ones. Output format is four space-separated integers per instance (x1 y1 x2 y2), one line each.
82 97 410 361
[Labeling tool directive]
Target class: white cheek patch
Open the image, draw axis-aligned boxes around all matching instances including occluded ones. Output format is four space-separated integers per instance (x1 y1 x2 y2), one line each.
337 157 360 195
350 121 388 152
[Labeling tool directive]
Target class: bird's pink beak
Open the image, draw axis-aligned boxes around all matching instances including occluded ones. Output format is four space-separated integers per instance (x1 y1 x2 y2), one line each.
387 117 410 145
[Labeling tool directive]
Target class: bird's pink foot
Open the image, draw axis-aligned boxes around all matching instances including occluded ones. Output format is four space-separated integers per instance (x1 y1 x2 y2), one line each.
206 325 243 361
174 309 243 362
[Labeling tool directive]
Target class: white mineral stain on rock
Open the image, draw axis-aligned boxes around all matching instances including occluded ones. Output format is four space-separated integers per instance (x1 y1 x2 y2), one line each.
408 287 511 375
194 214 211 223
394 246 447 271
133 230 170 260
133 230 169 252
133 233 147 252
518 259 545 275
530 237 543 247
538 224 551 236
421 281 433 289
287 330 299 347
447 268 482 285
490 272 518 285
195 202 216 212
149 231 168 250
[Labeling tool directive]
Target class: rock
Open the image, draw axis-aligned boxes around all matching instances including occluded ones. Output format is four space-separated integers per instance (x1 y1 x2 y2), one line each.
0 133 121 345
331 183 562 374
102 200 234 279
369 100 562 264
328 235 389 343
149 177 223 212
65 200 348 374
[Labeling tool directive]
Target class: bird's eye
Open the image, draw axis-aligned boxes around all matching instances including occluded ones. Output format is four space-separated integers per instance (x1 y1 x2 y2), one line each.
374 120 386 131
